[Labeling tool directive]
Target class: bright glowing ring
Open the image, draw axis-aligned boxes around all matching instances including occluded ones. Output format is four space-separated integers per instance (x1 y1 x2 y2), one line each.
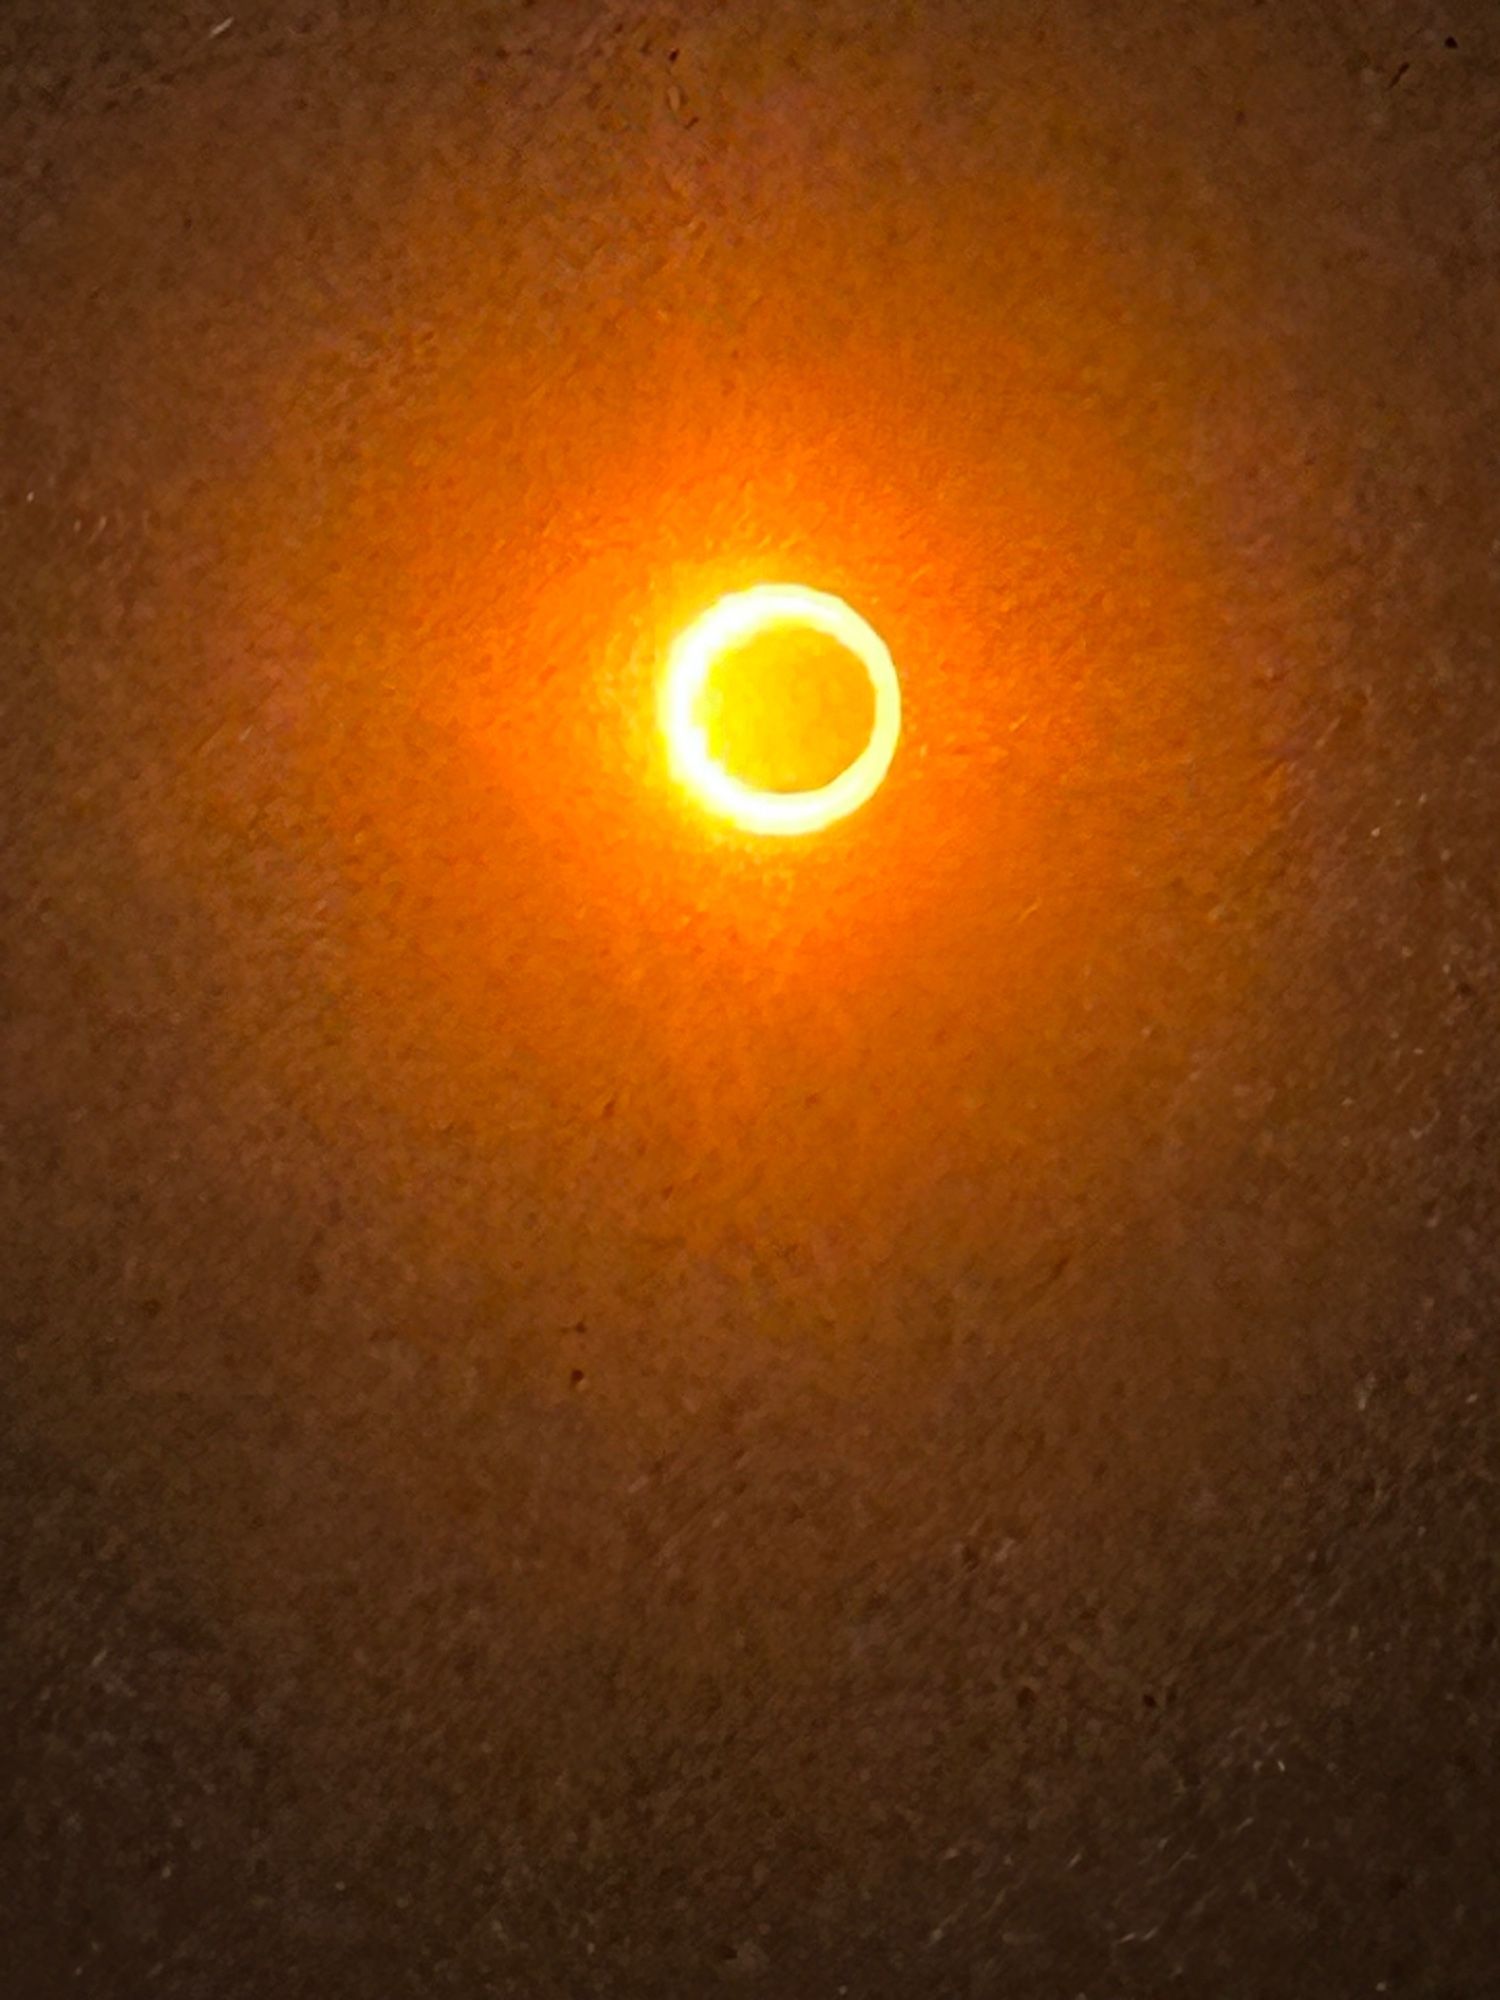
661 584 901 837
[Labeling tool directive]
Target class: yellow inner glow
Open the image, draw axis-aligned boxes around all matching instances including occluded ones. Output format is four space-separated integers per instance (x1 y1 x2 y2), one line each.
701 624 876 794
661 584 902 837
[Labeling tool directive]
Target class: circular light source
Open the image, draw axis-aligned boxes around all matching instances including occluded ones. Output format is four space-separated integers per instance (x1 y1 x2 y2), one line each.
660 584 901 837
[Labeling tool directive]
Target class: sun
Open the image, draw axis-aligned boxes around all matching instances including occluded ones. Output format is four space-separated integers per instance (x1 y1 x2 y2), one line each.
660 584 902 837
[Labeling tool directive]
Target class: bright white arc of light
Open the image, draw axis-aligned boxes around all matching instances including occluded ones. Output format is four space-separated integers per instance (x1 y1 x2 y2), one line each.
660 583 902 837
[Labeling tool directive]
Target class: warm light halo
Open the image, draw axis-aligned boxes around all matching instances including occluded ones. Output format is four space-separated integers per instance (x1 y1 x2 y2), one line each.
660 583 902 837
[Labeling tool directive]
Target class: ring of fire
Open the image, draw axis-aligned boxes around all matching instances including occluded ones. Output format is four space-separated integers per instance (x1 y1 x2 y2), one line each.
660 584 902 837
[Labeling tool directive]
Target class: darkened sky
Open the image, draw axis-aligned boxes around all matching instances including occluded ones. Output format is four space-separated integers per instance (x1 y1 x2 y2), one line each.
4 4 1498 1995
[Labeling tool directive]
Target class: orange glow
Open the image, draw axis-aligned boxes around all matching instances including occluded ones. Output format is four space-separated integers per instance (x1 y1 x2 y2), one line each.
661 584 902 837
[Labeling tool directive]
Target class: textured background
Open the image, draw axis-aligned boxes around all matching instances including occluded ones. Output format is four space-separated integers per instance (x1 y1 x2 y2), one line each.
3 2 1498 1994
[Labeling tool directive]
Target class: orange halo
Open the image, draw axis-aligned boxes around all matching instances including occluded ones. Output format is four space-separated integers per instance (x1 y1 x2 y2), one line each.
660 584 902 837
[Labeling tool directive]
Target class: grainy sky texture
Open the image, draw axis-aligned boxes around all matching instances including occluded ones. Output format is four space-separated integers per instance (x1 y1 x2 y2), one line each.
3 3 1498 1995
